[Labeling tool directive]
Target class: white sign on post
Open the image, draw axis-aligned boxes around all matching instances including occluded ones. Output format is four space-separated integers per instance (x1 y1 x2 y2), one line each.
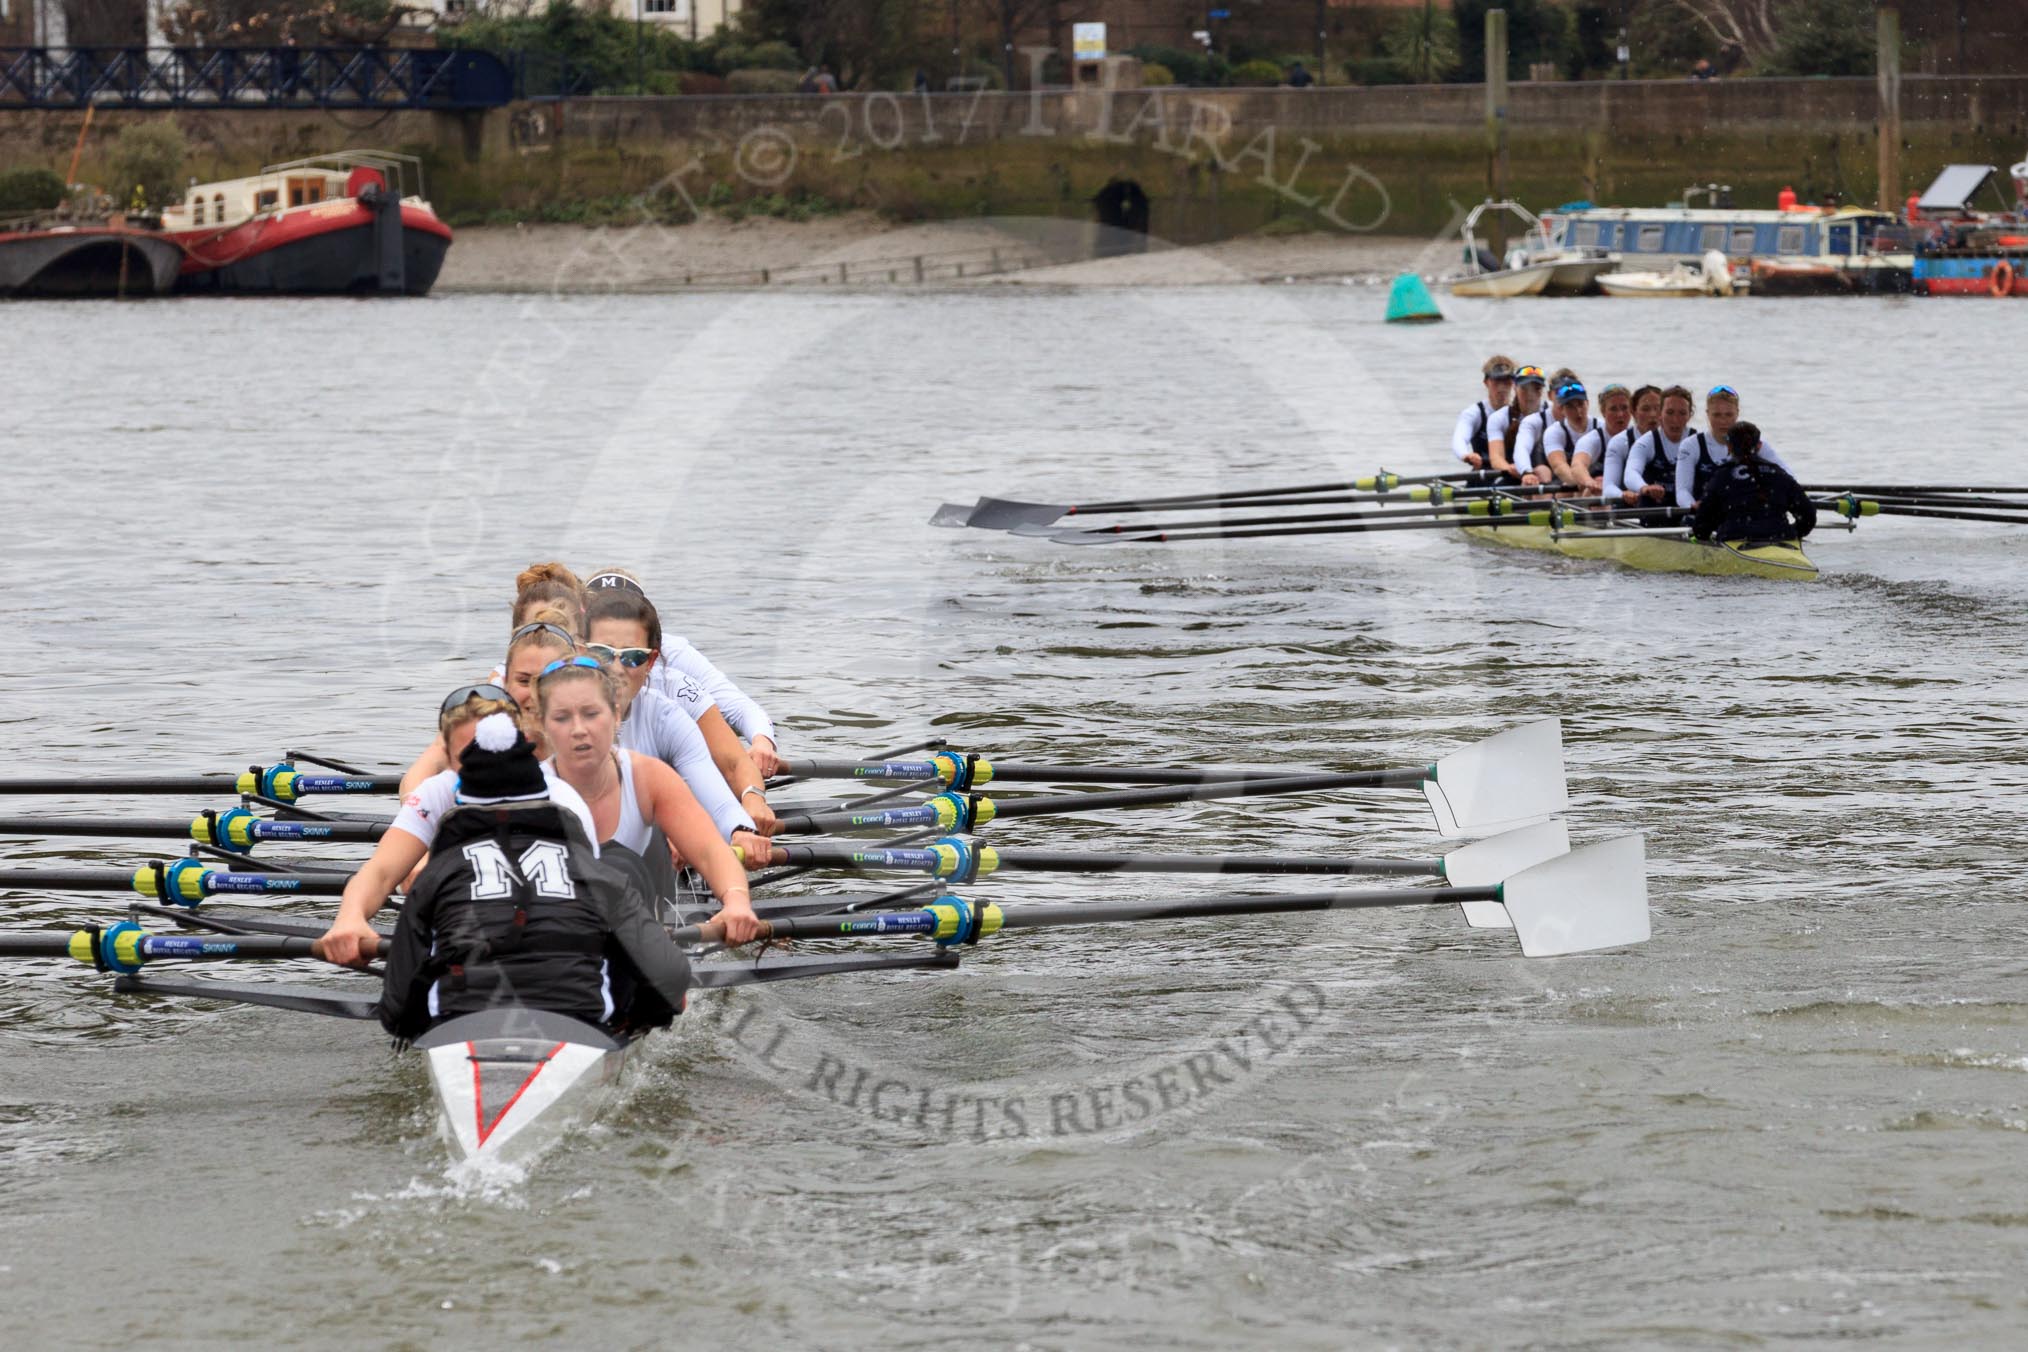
1073 22 1107 63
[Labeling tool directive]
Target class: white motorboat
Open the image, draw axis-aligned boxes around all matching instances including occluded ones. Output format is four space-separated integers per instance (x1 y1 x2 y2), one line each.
1597 249 1749 298
1443 199 1613 297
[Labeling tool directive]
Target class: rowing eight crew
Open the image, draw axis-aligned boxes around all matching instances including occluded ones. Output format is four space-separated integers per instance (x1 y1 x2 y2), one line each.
319 565 783 969
1452 357 1794 510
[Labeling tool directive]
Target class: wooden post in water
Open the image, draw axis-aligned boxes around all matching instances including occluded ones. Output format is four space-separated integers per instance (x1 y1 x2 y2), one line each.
1876 6 1901 213
1485 8 1510 258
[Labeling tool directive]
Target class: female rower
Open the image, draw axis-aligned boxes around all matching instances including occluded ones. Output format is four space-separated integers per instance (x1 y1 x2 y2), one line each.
584 570 781 777
1691 422 1817 543
399 611 581 794
316 684 602 969
1622 385 1711 508
1531 381 1604 492
1450 355 1516 472
1685 385 1794 507
535 655 764 943
1598 385 1662 506
1574 384 1632 493
370 710 697 1039
583 575 778 837
1509 367 1577 482
1487 365 1548 482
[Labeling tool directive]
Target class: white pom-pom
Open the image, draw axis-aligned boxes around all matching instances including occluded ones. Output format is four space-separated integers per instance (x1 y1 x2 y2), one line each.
474 711 519 753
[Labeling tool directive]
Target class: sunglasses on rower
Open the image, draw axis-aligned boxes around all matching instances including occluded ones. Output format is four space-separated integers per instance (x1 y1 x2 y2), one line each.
537 655 606 681
440 682 513 714
508 621 581 651
585 642 655 669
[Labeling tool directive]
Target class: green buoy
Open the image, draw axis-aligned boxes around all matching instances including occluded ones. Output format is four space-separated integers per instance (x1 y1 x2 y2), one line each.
1385 273 1443 323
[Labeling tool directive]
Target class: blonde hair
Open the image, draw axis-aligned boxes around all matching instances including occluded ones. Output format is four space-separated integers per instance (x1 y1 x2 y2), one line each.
513 561 585 633
439 691 519 740
535 656 627 721
1482 354 1515 377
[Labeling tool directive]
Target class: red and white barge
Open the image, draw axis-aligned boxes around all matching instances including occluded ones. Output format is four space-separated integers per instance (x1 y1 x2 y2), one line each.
159 151 452 296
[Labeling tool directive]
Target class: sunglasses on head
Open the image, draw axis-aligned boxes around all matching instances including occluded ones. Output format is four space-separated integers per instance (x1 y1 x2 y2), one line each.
440 682 512 715
586 642 655 669
1708 384 1740 398
509 621 580 650
538 655 606 681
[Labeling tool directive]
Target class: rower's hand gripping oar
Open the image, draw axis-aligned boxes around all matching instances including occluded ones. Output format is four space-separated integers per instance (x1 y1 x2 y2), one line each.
691 835 1648 959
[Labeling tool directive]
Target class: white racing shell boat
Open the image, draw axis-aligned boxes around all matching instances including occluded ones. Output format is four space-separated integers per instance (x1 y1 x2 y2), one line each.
417 1008 635 1165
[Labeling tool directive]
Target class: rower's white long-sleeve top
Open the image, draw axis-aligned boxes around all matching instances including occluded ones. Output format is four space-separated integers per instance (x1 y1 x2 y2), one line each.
1622 427 1708 505
652 637 778 747
1526 416 1605 475
1676 435 1793 507
1451 402 1492 463
618 687 755 840
1576 425 1630 491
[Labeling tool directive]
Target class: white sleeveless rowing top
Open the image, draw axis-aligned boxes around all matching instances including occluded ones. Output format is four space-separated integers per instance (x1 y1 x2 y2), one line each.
540 751 653 855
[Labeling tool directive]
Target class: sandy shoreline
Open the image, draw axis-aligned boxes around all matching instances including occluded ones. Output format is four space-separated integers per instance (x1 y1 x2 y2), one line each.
433 214 1445 293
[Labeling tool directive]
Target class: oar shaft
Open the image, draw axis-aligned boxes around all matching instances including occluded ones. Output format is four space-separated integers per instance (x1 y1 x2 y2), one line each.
1864 503 2028 525
1070 472 1481 515
775 767 1431 835
1801 483 2028 495
0 815 387 845
0 866 350 898
0 772 397 797
669 882 1504 944
767 842 1437 877
1095 510 1553 545
0 931 324 961
777 758 1348 787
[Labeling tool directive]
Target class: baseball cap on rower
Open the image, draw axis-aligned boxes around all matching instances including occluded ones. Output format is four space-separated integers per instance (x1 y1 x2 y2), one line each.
1554 381 1588 405
1514 365 1546 386
456 712 548 805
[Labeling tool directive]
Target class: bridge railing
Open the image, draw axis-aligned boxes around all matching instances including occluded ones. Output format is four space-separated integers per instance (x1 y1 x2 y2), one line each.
0 47 514 109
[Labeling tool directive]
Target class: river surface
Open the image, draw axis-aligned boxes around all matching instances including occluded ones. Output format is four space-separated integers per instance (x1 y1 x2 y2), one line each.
3 276 2027 1349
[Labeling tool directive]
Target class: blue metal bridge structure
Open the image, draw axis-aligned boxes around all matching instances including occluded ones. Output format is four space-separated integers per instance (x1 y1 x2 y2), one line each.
0 47 517 110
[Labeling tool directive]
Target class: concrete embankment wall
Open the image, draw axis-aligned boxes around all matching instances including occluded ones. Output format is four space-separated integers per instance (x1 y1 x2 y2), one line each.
6 76 2025 241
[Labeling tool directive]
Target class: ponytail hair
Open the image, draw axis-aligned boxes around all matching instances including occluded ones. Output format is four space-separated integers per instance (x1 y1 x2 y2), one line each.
1728 420 1762 461
512 561 585 633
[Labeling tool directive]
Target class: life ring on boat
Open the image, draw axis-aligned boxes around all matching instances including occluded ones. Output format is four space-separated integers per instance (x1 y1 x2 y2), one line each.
1991 261 2015 298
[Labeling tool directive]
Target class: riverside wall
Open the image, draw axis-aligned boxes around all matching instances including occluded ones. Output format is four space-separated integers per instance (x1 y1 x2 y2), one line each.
6 76 2024 241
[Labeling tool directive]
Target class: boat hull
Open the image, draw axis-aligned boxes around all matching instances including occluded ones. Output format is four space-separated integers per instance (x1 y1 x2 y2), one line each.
1914 252 2028 297
417 1008 633 1165
1540 256 1617 295
168 202 450 296
1447 263 1557 298
0 226 183 297
1464 523 1819 581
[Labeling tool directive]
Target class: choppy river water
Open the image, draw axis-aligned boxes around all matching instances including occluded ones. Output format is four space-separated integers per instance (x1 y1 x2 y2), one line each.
3 275 2027 1348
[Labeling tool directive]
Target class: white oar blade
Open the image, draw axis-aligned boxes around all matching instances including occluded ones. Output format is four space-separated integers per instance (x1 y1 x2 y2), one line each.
1497 833 1649 957
1442 819 1571 929
930 501 981 528
1422 719 1568 838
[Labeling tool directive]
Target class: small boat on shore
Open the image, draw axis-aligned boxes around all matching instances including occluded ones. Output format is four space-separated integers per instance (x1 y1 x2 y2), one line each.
0 214 182 298
1597 250 1746 298
1443 200 1608 298
160 151 452 296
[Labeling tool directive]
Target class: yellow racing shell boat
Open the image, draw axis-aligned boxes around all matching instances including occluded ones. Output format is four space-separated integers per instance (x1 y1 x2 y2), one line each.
1462 521 1819 581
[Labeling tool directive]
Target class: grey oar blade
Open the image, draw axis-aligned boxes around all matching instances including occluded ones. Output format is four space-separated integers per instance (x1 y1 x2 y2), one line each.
964 497 1076 531
930 501 981 528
